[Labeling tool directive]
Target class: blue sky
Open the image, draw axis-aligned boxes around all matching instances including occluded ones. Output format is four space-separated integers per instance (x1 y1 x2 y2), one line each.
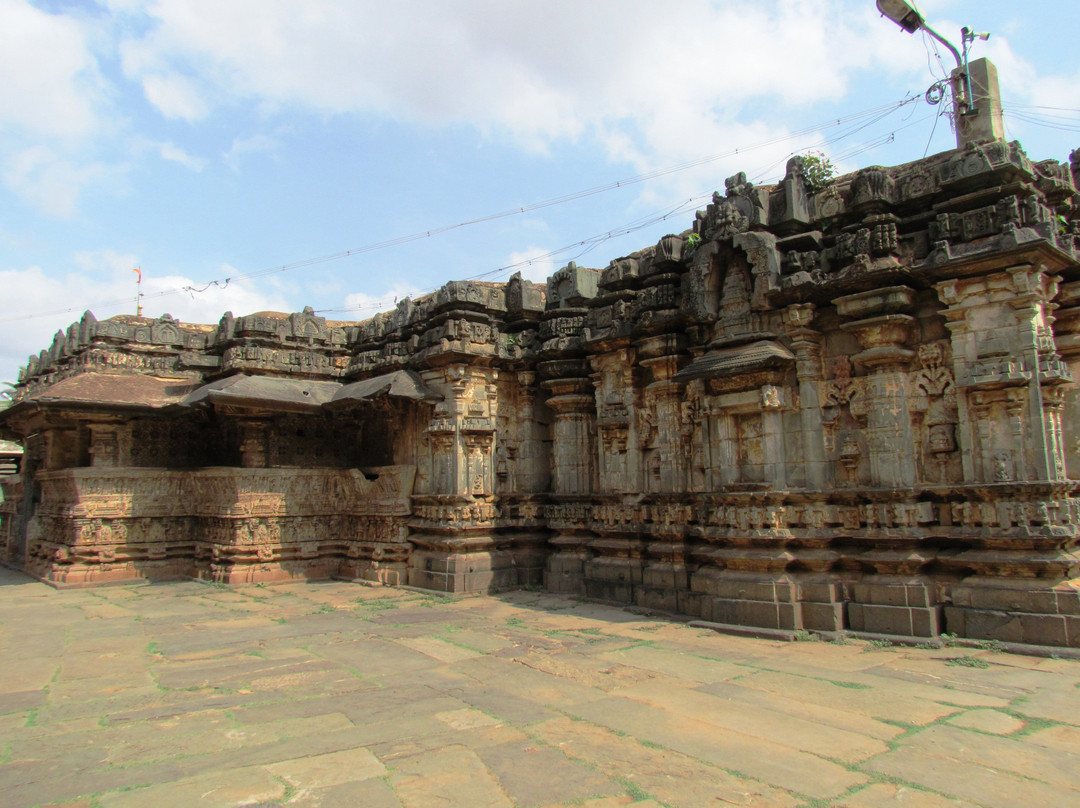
1 0 1078 385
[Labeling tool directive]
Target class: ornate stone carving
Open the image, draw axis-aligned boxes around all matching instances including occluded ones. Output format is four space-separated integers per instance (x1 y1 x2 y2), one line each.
6 139 1080 647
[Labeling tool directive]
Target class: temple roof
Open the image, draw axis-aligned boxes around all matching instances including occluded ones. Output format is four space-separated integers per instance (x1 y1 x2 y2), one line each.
178 369 442 414
179 375 341 413
17 373 200 410
331 370 442 405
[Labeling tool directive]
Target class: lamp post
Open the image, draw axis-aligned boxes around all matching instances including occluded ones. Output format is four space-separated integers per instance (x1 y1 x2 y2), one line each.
875 1 1001 147
875 0 967 114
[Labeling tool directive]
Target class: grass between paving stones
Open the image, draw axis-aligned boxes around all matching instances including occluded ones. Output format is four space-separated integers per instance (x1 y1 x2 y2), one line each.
862 638 895 651
432 632 488 655
617 778 656 802
799 719 966 808
350 597 400 614
796 772 944 808
1004 696 1067 738
945 655 991 668
300 644 376 683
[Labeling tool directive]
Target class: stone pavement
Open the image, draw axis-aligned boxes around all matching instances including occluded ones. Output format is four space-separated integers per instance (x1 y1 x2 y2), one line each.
1 567 1078 808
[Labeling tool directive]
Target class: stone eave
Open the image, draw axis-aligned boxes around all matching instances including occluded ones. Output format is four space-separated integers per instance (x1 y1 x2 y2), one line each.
917 233 1079 281
672 340 795 383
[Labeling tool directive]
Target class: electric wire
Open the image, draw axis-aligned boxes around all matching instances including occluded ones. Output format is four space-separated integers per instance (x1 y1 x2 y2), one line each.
0 93 923 327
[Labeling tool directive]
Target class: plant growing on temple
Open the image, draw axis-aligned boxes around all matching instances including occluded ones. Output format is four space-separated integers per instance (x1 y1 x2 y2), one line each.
800 151 836 195
685 232 701 257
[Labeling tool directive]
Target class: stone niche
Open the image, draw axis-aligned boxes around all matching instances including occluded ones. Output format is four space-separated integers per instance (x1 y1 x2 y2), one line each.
4 141 1080 648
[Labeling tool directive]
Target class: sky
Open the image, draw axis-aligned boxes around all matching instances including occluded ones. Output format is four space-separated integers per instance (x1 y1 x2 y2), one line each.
1 0 1078 386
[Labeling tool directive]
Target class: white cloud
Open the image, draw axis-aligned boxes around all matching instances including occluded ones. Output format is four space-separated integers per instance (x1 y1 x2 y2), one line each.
0 255 293 382
141 72 208 121
505 246 559 284
140 270 292 323
159 141 206 171
0 0 104 138
342 283 427 318
223 133 279 172
108 1 917 159
74 248 142 278
2 145 111 218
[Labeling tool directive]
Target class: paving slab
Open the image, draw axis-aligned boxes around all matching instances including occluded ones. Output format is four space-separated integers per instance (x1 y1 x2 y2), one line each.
96 765 285 808
862 745 1073 808
473 739 623 807
387 744 514 808
568 694 867 799
707 669 955 729
1 566 1079 807
264 745 386 789
611 679 891 763
530 715 801 808
945 708 1026 735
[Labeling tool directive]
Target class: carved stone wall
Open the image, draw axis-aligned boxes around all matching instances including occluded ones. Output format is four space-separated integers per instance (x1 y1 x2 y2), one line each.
4 139 1080 646
18 466 414 586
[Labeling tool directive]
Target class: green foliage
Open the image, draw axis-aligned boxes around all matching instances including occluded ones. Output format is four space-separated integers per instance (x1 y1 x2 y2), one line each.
685 232 702 256
800 151 836 194
865 638 895 651
792 629 819 642
946 655 990 669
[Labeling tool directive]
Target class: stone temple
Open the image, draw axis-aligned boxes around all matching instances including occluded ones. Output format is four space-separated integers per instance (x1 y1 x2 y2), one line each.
3 139 1080 648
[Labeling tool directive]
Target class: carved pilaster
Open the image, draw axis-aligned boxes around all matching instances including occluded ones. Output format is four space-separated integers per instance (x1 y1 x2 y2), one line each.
87 424 121 468
785 303 826 488
590 347 638 494
637 334 688 493
238 420 270 469
836 287 918 488
545 389 595 496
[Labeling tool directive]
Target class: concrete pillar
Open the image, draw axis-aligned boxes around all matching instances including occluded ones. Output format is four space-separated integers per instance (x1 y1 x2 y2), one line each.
954 57 1004 147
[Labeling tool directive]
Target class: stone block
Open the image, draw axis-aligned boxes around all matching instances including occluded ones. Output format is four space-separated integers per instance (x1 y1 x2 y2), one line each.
1057 586 1080 616
851 579 933 608
681 591 708 619
801 601 845 631
799 580 846 603
951 581 1062 614
642 562 690 591
712 579 798 603
634 587 680 614
1067 615 1080 647
584 556 643 585
690 569 797 602
848 603 942 637
584 578 634 604
545 553 586 594
702 597 802 630
1019 613 1071 646
947 605 1077 647
407 549 518 593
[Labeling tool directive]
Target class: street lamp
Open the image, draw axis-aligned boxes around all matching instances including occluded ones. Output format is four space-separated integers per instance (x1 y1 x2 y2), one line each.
875 0 967 114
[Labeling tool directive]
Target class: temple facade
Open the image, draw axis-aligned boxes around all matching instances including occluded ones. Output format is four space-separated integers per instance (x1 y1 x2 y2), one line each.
3 139 1080 647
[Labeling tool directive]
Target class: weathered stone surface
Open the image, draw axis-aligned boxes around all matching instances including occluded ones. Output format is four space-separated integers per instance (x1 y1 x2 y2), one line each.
3 139 1080 646
4 567 1080 807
